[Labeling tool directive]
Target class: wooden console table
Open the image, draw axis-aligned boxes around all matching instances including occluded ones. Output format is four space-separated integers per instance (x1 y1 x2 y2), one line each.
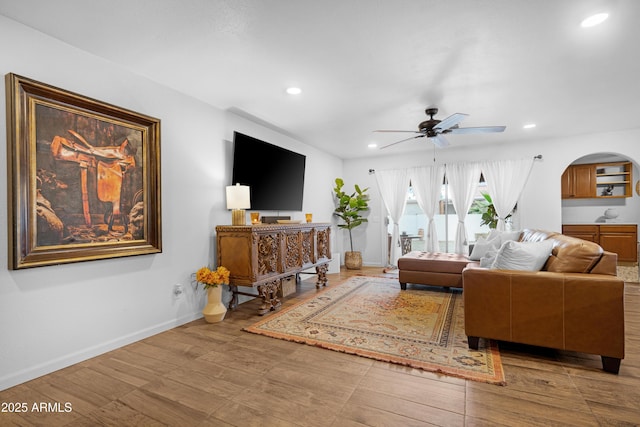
216 223 332 315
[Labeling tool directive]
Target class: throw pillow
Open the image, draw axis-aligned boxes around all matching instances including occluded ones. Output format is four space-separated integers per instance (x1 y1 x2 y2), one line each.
486 229 501 240
498 230 523 244
469 235 501 261
491 240 554 271
469 230 522 261
479 250 498 268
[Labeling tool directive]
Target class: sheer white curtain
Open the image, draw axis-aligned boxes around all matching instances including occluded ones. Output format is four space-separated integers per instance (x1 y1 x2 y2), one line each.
481 158 535 231
409 165 445 252
375 168 411 267
445 162 481 255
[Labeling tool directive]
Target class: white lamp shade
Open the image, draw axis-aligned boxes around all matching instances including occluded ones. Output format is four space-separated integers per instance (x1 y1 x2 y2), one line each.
226 184 251 209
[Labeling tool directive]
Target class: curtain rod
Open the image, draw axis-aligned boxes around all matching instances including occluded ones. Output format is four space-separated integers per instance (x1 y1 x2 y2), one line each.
369 154 543 173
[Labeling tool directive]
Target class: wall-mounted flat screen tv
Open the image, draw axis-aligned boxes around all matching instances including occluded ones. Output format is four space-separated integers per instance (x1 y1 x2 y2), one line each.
232 131 306 211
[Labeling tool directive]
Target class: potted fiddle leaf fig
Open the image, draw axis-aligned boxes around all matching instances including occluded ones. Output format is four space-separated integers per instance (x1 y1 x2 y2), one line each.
333 177 369 269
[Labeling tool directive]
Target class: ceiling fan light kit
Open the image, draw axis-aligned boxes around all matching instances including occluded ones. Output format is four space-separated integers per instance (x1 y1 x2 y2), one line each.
375 107 506 150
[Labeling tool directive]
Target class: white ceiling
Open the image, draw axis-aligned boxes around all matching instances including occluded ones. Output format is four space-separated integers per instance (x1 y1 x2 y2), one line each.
1 0 638 159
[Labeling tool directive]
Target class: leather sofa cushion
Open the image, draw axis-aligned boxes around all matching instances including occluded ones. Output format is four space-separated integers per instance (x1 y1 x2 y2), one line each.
546 240 603 273
520 229 558 243
521 230 603 273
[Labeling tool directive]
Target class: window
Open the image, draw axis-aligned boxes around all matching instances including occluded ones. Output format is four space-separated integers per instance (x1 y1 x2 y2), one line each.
393 179 493 253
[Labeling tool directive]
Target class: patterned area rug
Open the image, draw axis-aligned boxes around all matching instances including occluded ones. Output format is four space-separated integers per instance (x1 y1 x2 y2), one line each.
244 276 505 385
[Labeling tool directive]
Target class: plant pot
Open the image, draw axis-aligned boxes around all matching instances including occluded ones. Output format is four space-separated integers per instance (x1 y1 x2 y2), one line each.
344 251 362 270
202 285 227 323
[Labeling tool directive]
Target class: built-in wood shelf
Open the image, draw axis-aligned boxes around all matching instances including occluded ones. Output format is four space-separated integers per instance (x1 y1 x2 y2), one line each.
562 161 632 199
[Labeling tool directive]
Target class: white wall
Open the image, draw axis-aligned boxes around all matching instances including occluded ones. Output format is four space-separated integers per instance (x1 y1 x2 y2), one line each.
343 130 640 267
0 16 342 391
223 113 342 227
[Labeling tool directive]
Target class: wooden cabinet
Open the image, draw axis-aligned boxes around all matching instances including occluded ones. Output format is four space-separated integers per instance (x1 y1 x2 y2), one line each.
561 161 632 199
216 223 331 314
563 224 637 263
561 224 599 243
562 164 595 198
599 225 638 263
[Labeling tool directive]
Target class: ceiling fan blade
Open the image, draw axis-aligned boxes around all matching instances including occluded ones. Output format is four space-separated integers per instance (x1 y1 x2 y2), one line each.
379 134 426 149
374 130 422 133
447 126 506 134
434 113 468 131
430 135 449 148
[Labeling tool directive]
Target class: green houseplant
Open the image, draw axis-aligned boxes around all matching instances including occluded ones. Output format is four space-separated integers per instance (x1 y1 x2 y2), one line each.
473 192 512 229
333 178 369 269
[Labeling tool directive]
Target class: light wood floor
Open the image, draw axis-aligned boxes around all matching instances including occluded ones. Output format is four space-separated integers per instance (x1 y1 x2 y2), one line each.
2 267 639 426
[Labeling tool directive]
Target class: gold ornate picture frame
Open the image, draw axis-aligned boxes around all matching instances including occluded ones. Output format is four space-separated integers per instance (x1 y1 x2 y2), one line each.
5 73 162 269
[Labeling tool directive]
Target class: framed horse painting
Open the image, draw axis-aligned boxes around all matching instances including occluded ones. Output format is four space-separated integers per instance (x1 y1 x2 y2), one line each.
5 73 162 269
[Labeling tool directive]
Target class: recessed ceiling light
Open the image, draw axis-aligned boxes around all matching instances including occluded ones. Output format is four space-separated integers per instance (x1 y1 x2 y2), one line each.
523 123 536 129
368 143 378 149
581 12 608 28
286 87 302 95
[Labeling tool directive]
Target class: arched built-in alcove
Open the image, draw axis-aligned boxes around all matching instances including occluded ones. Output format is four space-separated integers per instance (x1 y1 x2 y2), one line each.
561 152 639 225
561 152 639 268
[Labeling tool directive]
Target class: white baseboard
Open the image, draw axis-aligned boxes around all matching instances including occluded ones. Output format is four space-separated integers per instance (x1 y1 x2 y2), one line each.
0 311 202 392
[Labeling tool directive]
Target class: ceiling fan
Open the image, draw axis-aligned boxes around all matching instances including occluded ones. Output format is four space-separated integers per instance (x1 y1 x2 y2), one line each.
375 107 506 149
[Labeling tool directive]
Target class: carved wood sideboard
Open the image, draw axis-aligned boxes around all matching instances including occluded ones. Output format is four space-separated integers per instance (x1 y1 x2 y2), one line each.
215 223 332 315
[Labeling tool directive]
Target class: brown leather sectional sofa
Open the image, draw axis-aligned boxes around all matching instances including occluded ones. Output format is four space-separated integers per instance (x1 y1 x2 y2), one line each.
463 229 625 373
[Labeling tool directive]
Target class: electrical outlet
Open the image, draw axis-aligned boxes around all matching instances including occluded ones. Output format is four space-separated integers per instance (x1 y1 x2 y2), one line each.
174 284 184 297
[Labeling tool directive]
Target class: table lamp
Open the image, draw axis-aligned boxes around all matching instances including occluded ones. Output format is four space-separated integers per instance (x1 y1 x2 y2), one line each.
226 184 250 225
